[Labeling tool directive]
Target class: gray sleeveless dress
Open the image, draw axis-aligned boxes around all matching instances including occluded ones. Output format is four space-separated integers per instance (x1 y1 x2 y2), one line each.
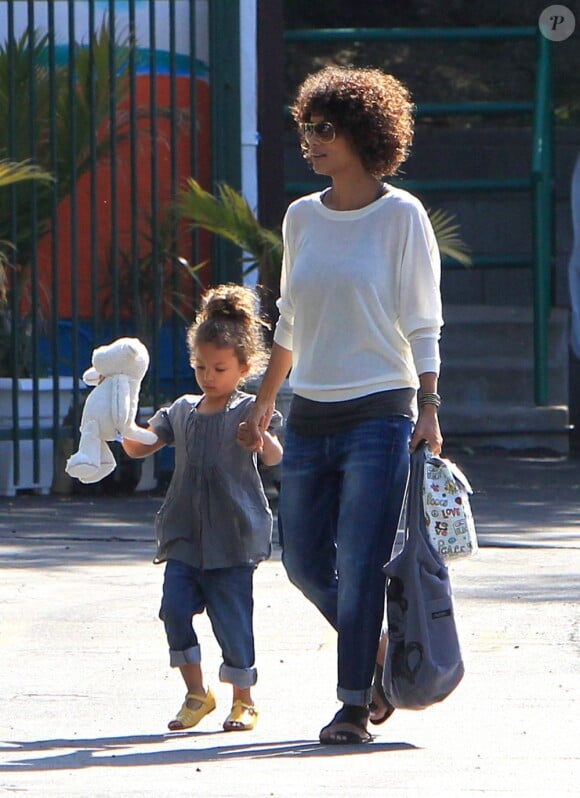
149 390 281 569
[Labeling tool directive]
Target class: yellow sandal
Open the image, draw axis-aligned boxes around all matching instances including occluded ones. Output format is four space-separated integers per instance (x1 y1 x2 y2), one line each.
168 687 216 731
223 700 258 732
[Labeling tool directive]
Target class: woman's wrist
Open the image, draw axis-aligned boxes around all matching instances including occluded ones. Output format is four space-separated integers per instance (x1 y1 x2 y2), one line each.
256 343 292 405
418 400 439 416
255 389 277 407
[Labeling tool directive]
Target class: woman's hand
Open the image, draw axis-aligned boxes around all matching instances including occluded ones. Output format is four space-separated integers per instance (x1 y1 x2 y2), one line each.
410 405 443 455
237 342 292 452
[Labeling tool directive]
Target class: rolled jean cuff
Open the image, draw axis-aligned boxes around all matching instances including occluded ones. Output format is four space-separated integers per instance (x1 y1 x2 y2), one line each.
338 686 373 707
169 644 201 668
219 662 257 689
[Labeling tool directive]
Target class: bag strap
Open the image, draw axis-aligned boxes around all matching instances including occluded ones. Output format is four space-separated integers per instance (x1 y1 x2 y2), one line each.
391 443 433 559
406 445 427 545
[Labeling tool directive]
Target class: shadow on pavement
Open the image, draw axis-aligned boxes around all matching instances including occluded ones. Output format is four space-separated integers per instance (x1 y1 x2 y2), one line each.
0 734 417 770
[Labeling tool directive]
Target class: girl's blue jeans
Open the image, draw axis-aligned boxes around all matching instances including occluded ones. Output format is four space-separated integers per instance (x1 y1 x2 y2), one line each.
159 560 257 688
279 417 412 706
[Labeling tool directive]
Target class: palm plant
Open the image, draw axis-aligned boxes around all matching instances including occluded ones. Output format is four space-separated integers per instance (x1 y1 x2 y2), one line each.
0 25 131 376
178 179 284 295
426 207 472 267
0 26 130 260
0 158 53 375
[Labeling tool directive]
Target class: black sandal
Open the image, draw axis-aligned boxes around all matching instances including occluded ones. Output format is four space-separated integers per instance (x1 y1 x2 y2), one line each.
319 704 372 745
369 663 396 726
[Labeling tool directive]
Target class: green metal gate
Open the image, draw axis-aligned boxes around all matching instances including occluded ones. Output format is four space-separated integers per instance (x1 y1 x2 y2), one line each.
0 0 242 495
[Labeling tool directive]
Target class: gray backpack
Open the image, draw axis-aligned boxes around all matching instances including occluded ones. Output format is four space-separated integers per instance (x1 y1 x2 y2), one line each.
382 446 464 709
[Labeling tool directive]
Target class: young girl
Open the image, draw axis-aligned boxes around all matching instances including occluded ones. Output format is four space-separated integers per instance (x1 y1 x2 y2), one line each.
122 284 283 733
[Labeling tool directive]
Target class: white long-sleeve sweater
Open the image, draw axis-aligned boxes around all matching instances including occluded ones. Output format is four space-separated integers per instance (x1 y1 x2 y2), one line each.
273 185 443 402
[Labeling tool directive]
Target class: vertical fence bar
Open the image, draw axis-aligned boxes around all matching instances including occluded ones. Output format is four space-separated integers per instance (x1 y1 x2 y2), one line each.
88 0 99 341
169 0 178 199
148 0 161 404
532 31 553 405
128 0 141 352
209 0 242 284
6 1 20 485
26 0 40 483
67 0 80 434
188 0 199 272
108 1 120 337
48 0 61 452
168 0 181 400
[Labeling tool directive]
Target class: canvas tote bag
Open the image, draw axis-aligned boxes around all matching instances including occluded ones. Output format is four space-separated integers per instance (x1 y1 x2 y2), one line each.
382 446 464 710
423 449 478 560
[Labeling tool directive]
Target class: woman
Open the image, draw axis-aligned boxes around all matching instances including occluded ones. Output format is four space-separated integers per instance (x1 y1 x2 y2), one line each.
242 65 443 744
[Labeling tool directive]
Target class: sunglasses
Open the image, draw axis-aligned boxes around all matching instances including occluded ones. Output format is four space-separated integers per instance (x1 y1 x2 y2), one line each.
299 121 336 144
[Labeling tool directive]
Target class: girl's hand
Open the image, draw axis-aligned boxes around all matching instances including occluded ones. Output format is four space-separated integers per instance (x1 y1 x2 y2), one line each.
410 405 443 455
237 421 263 452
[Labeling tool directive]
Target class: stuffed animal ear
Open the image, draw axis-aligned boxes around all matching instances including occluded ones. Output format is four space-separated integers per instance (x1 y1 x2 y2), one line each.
83 366 100 386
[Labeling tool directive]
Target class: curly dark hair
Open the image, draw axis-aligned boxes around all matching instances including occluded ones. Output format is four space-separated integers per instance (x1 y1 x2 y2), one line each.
187 284 270 381
291 65 414 177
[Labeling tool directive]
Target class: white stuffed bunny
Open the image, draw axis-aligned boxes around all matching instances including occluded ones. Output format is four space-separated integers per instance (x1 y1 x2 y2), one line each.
66 337 158 484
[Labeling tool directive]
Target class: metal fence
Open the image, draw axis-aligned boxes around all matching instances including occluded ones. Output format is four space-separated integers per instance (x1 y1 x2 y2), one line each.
0 0 241 495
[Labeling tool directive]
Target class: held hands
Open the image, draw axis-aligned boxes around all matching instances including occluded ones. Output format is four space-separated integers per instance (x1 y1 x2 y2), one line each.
236 400 275 453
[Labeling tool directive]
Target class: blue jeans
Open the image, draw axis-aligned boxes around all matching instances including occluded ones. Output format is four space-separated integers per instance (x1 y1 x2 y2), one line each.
279 417 412 706
159 559 257 688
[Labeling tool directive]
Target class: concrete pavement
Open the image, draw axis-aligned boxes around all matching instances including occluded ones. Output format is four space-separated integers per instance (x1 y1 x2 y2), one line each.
0 449 579 797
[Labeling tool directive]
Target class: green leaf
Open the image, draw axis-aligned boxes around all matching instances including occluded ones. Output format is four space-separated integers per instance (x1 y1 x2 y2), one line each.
427 207 472 267
0 158 52 188
178 179 283 289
